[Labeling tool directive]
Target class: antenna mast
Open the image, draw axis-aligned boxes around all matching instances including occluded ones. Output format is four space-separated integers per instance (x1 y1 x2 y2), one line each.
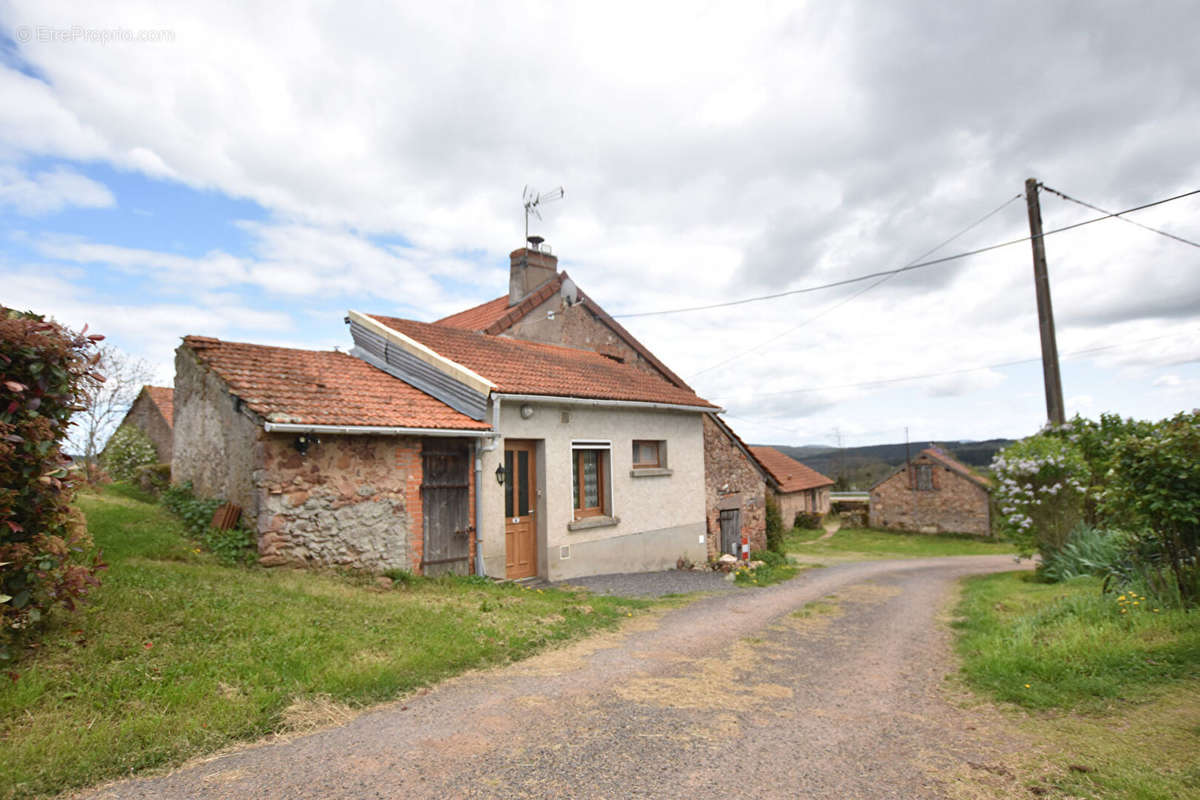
523 185 565 240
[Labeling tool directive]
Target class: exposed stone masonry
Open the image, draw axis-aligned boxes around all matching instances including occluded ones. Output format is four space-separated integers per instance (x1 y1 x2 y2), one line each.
702 415 767 559
256 435 423 571
869 453 991 535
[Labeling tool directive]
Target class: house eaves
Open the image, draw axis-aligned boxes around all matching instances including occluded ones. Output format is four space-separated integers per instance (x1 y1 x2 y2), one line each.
347 310 494 421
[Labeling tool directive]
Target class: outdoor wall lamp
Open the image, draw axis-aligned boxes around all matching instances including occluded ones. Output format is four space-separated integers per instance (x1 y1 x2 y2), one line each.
495 463 507 485
294 434 319 455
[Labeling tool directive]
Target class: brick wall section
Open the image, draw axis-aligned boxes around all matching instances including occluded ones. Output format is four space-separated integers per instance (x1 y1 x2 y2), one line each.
868 454 990 535
256 434 423 571
119 391 174 463
702 414 767 559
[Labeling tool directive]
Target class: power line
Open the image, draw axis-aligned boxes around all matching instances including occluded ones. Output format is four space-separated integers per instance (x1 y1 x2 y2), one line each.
612 187 1200 320
1040 183 1200 250
710 329 1194 400
689 194 1025 378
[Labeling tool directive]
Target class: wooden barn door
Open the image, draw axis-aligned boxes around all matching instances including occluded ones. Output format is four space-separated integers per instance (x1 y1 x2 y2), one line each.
719 508 741 557
421 440 471 576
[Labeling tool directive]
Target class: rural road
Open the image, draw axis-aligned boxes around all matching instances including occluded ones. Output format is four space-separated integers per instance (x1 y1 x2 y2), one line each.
80 556 1027 800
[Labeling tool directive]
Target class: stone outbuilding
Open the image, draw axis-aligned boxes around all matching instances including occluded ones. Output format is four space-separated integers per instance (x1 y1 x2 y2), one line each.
868 446 992 535
113 385 175 463
172 337 491 574
749 446 834 525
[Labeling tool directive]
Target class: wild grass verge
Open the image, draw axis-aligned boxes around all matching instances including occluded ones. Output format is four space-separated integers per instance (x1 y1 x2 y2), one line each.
786 527 1016 562
954 571 1199 711
951 570 1200 800
0 487 651 800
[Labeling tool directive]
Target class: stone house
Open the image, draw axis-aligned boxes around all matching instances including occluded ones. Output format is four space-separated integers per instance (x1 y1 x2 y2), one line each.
868 446 992 535
113 385 175 463
749 446 834 524
172 240 766 580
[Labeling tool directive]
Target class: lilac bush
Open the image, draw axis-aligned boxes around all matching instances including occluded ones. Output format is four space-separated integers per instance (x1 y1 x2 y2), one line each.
991 430 1089 557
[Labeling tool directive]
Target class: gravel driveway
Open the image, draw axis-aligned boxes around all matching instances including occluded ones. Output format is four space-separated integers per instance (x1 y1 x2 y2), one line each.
78 556 1028 800
551 568 737 597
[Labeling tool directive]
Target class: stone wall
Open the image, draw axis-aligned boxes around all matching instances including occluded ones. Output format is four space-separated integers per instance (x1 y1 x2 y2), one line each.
776 486 831 526
868 455 990 535
702 414 767 559
171 345 261 510
255 434 425 571
507 297 667 379
121 390 173 463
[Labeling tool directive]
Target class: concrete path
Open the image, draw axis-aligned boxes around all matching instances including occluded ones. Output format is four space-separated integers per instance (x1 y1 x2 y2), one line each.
79 556 1027 800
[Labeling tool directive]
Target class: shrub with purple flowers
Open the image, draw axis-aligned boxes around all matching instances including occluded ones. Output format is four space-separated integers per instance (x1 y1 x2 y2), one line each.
991 432 1088 558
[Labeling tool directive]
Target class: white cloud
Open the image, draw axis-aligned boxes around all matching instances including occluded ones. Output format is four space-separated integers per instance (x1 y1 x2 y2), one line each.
0 165 114 214
2 0 1199 444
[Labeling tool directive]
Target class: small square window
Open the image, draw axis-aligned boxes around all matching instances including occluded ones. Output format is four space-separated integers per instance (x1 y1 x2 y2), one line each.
632 439 664 469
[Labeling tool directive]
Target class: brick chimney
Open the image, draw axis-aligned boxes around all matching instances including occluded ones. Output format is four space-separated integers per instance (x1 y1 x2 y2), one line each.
508 240 559 305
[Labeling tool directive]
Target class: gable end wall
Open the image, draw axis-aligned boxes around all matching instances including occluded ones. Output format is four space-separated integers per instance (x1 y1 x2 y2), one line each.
868 454 990 535
505 297 668 380
702 414 767 559
121 392 174 464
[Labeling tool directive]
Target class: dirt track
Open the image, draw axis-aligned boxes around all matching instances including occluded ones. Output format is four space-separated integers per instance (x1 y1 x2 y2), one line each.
80 556 1027 799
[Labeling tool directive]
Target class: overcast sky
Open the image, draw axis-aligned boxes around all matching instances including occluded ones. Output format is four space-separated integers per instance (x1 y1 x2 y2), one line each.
2 1 1197 449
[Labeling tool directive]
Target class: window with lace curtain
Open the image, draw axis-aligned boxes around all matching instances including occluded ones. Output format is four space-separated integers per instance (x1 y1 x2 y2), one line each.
572 441 611 519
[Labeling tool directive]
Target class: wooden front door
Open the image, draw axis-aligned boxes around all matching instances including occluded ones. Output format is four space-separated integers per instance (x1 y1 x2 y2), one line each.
421 441 471 576
503 440 538 579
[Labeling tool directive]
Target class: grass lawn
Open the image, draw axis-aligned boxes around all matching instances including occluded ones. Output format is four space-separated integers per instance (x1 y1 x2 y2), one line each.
952 571 1200 798
785 525 1017 563
0 486 650 800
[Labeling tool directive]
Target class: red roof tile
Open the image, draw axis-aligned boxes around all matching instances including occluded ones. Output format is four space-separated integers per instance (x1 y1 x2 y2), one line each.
143 385 174 427
749 446 835 493
433 272 694 392
435 295 513 330
182 336 490 430
369 315 718 409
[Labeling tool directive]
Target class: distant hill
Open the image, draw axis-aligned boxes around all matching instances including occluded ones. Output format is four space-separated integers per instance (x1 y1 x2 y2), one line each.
754 439 1014 491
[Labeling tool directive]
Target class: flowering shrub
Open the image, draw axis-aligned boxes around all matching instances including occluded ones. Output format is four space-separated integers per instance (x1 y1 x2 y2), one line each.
1 308 106 659
991 432 1088 557
102 425 158 482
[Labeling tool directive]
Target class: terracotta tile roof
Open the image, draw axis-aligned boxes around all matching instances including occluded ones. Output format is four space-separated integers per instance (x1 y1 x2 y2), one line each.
922 446 992 488
143 385 174 427
749 446 835 493
368 315 718 409
182 336 490 430
434 295 513 330
433 272 694 392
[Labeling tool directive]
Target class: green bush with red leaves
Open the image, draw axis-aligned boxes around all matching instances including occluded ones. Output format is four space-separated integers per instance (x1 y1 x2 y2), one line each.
1 307 107 660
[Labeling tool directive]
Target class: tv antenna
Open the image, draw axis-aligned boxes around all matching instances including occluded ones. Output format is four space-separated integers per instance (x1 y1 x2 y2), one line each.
523 185 565 240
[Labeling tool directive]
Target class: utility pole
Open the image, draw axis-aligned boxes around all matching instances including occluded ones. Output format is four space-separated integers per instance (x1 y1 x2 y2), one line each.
1024 178 1065 427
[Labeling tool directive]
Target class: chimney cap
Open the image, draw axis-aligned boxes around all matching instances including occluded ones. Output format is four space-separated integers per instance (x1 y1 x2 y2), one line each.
526 235 545 251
